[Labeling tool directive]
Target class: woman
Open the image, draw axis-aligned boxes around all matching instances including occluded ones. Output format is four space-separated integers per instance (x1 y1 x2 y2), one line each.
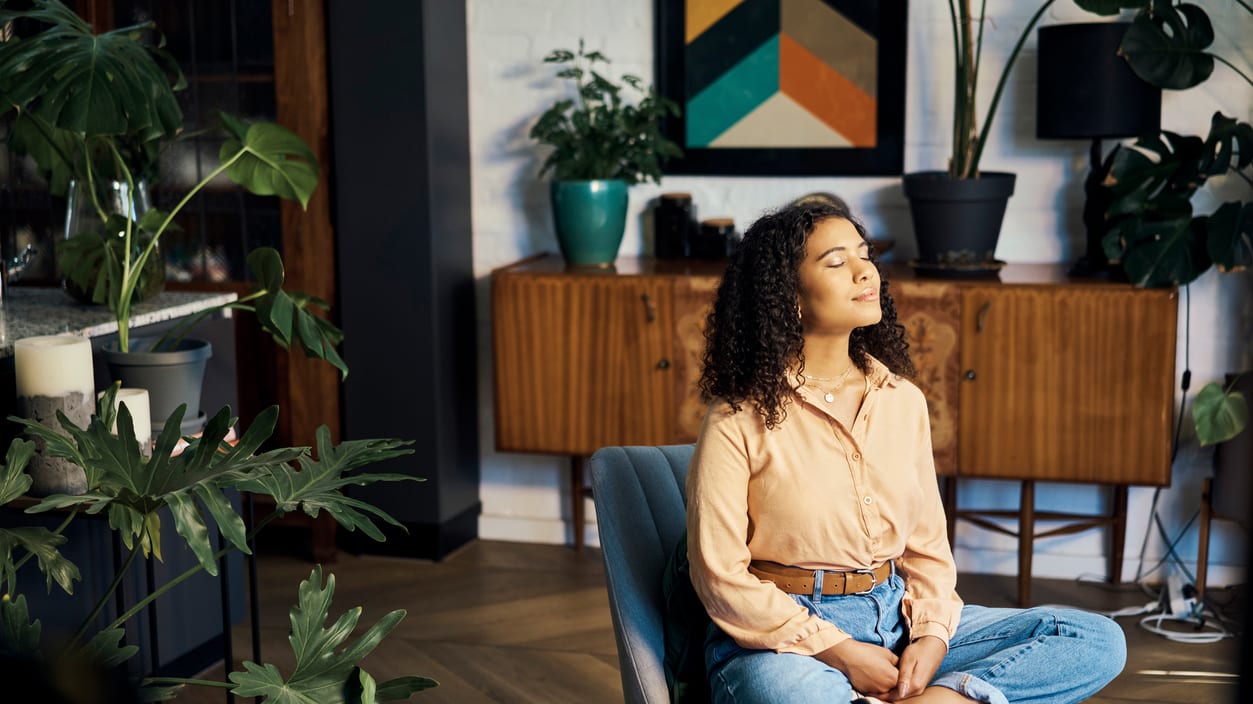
687 200 1126 704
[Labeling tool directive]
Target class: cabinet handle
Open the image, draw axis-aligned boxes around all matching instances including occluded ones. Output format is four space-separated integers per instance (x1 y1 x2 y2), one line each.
975 301 992 333
641 292 657 323
657 358 671 370
964 370 976 381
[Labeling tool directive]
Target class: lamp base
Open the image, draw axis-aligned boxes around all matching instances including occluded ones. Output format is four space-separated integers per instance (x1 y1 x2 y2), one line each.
1068 255 1118 280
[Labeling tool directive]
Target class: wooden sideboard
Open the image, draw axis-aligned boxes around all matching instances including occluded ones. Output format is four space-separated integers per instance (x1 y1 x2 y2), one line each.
492 255 1178 600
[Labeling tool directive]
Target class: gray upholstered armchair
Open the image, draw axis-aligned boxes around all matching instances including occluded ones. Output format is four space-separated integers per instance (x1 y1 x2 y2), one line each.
589 445 695 704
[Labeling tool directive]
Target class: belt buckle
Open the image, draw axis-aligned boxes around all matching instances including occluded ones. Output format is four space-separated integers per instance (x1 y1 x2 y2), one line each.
850 567 877 594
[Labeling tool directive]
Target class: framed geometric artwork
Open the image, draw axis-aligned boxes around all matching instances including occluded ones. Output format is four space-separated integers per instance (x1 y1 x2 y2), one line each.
655 0 908 176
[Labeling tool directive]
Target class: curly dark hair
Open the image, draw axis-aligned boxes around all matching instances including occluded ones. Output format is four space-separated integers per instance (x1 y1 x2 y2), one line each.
698 200 915 429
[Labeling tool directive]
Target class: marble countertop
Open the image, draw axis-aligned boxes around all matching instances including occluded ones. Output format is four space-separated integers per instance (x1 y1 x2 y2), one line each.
0 286 238 358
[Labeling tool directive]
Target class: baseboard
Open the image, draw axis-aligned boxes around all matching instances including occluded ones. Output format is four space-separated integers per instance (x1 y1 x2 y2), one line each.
478 515 600 548
954 546 1246 587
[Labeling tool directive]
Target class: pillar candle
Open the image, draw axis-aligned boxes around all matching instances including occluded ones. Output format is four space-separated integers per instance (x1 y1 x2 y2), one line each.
14 335 95 496
101 387 153 451
15 335 94 399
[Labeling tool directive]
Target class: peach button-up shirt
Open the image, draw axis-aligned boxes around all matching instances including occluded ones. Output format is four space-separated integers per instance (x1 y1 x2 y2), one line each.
686 356 962 656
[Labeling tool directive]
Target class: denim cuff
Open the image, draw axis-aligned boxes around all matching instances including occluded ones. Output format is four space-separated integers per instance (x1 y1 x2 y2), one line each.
931 671 1008 704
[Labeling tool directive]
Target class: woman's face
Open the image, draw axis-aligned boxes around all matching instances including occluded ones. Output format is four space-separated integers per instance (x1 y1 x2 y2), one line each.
796 217 882 335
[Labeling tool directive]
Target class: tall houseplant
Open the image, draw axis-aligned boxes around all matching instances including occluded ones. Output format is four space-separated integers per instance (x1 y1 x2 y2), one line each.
0 0 342 366
530 40 681 267
1 386 436 701
0 0 347 433
903 0 1119 269
1099 0 1252 444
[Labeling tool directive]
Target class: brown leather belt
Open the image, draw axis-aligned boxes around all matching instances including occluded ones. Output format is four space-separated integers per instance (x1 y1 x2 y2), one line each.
748 560 893 596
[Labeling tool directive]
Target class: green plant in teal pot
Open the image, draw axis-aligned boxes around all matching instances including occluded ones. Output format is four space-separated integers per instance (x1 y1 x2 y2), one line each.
530 40 681 267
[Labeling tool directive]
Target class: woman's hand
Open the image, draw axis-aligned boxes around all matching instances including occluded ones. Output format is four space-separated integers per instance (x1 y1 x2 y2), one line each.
890 635 947 699
816 639 900 697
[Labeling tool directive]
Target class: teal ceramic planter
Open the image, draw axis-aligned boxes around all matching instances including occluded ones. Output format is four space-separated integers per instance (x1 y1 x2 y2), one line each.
550 179 628 267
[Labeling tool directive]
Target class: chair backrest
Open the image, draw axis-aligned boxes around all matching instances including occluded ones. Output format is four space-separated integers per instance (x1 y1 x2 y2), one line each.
590 445 695 704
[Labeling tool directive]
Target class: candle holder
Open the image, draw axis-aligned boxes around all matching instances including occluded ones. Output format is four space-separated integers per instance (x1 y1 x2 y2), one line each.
15 335 95 495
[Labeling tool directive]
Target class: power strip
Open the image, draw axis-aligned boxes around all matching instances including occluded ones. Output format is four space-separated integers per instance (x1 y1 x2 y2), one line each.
1165 569 1197 617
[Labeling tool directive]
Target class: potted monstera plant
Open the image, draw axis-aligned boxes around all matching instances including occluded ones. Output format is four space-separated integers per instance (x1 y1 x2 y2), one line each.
1099 0 1251 446
0 0 345 436
530 39 681 267
1 385 437 701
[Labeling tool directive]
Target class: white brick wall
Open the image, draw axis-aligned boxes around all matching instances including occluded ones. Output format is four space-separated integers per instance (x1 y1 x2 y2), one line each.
468 0 1252 584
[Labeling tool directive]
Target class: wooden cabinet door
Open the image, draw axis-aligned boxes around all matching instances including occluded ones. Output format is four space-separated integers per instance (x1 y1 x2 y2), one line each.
958 285 1176 484
673 275 720 442
493 273 675 455
893 280 963 476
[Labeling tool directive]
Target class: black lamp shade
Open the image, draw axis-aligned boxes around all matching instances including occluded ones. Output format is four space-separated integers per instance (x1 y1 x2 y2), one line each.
1037 23 1161 140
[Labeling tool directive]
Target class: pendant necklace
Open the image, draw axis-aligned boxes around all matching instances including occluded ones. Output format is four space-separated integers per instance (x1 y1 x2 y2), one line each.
805 365 854 403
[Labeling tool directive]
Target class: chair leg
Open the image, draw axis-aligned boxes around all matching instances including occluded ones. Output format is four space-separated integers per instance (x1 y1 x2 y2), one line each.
571 455 585 551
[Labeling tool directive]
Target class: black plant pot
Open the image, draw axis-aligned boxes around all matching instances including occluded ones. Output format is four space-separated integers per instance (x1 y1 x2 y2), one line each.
903 172 1016 265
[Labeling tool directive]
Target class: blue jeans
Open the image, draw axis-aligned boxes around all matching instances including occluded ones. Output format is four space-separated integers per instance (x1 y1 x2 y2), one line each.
705 572 1126 703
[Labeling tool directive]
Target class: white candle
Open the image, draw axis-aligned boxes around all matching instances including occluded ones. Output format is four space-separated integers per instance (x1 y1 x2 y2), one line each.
15 335 94 398
100 387 153 448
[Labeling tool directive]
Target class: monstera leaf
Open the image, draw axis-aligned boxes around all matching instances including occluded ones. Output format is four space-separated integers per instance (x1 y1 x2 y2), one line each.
0 0 183 140
1119 2 1216 90
220 113 319 209
227 567 436 703
246 248 349 380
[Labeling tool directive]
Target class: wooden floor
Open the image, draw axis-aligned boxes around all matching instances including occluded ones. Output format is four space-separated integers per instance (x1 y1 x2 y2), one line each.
175 540 1243 704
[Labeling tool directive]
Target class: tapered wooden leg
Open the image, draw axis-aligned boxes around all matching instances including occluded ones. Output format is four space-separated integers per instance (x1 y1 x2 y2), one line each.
1018 481 1035 607
1197 478 1213 601
1109 485 1128 585
571 455 585 551
943 476 958 551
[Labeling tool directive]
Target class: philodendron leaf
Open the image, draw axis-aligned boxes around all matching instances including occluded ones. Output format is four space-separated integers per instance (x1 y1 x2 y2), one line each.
80 626 139 669
237 427 416 542
374 676 439 702
228 567 416 703
0 594 41 657
0 439 36 504
219 116 319 209
0 527 81 595
19 400 295 575
1194 382 1249 447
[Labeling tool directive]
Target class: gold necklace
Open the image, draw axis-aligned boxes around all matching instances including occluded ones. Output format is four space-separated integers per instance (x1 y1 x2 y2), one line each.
803 365 854 403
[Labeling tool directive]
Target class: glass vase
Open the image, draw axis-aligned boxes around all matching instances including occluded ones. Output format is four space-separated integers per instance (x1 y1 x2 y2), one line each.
61 179 166 304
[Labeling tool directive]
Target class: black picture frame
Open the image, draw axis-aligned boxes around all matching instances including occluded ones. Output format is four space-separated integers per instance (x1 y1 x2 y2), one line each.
655 0 908 176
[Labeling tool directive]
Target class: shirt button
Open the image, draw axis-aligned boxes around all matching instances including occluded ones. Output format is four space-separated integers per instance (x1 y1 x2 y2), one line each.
863 495 873 505
852 453 861 461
